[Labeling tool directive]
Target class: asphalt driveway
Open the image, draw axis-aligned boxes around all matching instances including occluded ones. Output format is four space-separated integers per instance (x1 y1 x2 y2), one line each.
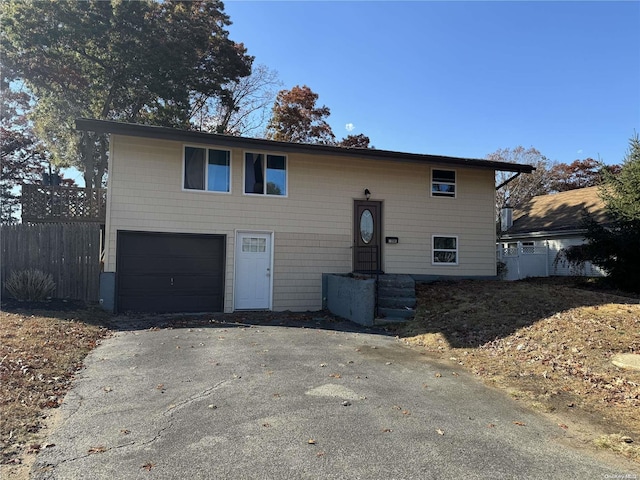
32 316 637 479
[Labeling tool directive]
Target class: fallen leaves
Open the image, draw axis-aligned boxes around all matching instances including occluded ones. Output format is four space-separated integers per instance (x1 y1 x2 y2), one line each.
141 462 155 471
88 445 107 454
513 421 526 427
0 310 109 463
26 444 41 454
392 279 640 453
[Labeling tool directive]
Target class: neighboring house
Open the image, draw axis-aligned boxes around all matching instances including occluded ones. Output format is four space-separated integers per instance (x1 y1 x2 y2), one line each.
498 186 608 280
75 118 533 314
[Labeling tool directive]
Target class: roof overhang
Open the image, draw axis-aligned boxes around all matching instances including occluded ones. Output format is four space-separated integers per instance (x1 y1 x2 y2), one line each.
75 118 536 174
499 229 587 241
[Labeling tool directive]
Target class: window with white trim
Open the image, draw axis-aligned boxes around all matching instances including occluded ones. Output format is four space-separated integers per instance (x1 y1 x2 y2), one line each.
244 153 287 196
242 237 267 252
431 169 456 197
432 236 458 264
183 146 230 192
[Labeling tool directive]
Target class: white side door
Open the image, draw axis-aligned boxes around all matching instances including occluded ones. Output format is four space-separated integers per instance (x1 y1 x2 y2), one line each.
234 232 272 310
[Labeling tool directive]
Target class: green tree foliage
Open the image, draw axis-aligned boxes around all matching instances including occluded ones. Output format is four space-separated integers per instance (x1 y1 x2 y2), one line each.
1 0 252 187
564 134 640 292
0 78 45 223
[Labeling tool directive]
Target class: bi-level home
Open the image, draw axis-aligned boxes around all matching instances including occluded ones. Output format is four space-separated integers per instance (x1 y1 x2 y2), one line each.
75 118 533 314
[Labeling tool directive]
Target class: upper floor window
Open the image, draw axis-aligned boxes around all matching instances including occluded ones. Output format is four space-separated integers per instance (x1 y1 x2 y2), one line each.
431 169 456 197
245 153 287 196
184 146 230 193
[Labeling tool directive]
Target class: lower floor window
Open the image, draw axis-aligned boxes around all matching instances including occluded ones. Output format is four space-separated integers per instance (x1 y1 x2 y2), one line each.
432 235 458 264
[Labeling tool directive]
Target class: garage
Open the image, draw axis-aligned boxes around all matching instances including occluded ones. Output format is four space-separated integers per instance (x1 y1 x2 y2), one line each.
116 231 225 313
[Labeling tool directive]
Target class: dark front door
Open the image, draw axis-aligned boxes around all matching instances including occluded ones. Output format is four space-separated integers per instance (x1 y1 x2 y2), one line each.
116 231 225 313
353 200 382 273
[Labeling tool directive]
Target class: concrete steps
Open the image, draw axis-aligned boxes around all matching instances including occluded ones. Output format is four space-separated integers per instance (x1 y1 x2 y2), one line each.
375 274 416 325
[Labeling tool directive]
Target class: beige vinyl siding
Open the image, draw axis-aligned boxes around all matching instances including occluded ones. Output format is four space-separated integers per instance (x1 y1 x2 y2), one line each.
105 135 497 312
273 232 351 310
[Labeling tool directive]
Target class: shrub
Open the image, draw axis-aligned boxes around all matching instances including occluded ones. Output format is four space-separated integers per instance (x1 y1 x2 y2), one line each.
553 245 588 276
496 260 508 280
4 269 56 301
579 134 640 292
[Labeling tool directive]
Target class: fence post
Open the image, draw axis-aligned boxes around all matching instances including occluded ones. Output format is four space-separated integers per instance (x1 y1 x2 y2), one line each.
545 241 550 277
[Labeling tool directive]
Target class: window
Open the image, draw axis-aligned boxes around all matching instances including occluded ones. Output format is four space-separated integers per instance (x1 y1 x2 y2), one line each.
244 153 287 196
242 237 267 253
432 236 458 264
431 169 456 197
184 146 230 192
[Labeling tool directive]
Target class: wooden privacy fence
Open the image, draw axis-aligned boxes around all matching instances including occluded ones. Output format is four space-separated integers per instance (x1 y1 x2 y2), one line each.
1 223 101 302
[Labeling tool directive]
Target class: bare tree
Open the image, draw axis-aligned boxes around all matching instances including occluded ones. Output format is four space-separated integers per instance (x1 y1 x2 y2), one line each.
191 64 282 137
490 146 557 216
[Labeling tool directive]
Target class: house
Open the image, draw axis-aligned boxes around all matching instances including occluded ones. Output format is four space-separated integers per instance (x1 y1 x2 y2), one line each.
498 186 608 280
75 118 533 314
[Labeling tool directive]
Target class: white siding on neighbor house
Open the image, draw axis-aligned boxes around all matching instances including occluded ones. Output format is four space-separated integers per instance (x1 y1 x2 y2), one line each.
499 237 605 280
546 237 605 277
105 135 498 312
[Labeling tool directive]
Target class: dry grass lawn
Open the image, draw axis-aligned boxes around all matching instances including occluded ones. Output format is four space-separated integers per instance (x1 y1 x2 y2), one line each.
389 277 640 462
0 304 110 477
1 277 639 476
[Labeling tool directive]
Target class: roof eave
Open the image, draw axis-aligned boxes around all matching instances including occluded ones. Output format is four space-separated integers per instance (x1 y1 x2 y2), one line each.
75 118 535 173
500 229 587 240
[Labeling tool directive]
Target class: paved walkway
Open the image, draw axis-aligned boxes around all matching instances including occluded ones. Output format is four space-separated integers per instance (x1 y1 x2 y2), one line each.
32 318 638 479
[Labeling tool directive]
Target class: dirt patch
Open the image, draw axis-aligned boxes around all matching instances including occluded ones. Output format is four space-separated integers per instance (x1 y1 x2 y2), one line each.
388 278 640 462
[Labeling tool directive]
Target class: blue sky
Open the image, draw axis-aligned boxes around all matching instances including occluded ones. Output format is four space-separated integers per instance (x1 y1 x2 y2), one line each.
223 0 640 165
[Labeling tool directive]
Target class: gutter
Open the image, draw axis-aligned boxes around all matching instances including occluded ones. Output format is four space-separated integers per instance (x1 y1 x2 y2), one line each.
499 229 588 241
